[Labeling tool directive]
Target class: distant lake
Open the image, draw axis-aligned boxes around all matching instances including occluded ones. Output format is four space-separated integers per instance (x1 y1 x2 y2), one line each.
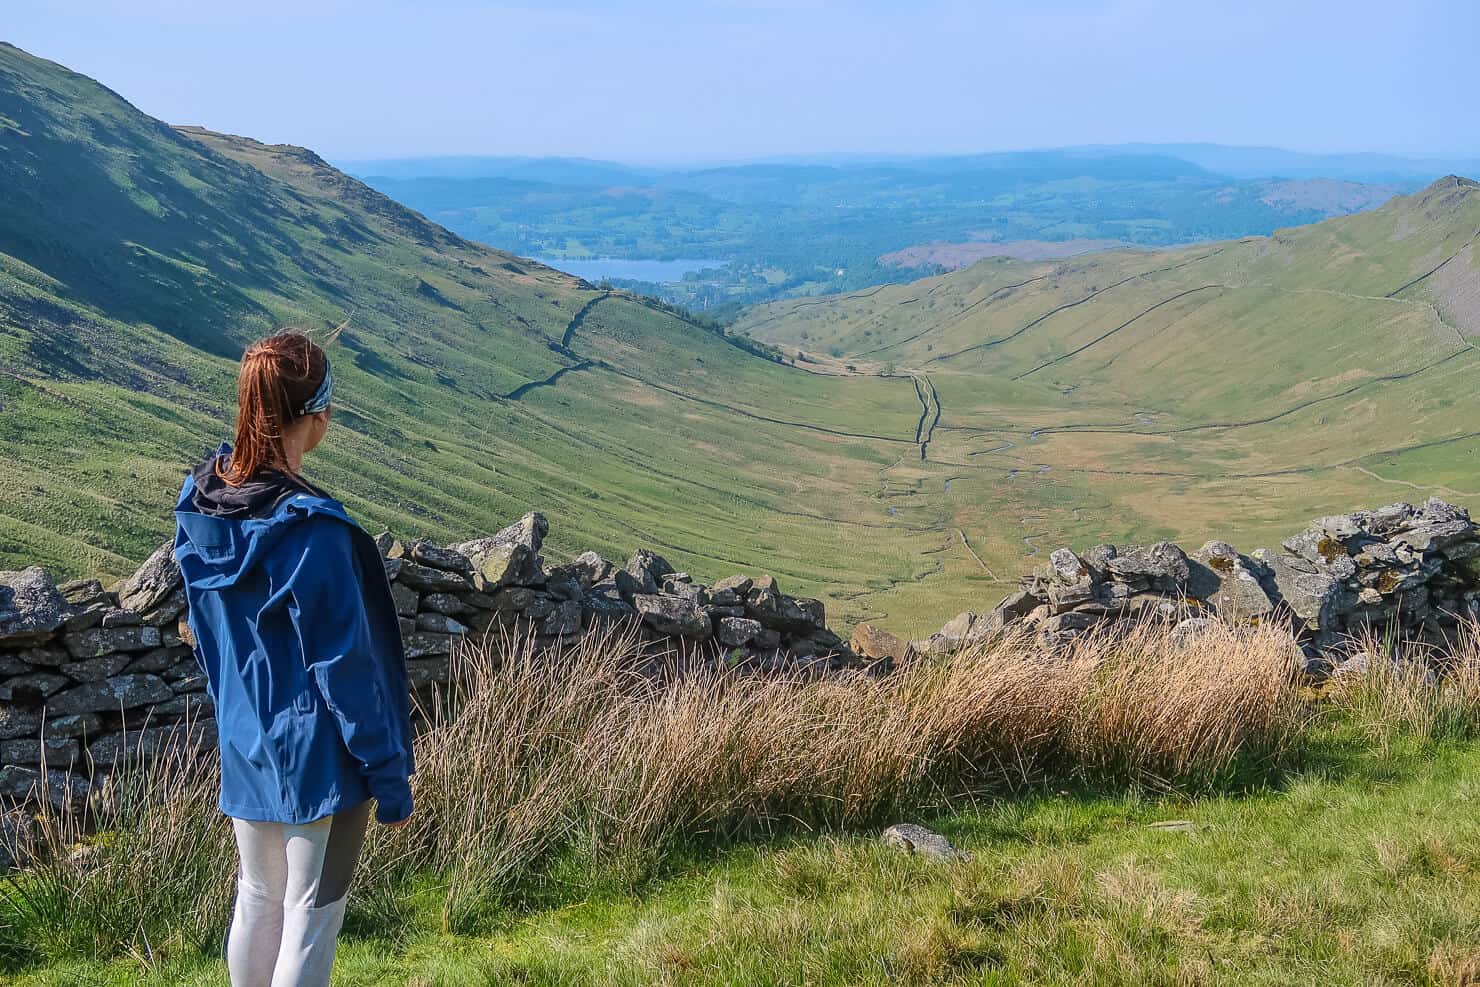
533 257 725 283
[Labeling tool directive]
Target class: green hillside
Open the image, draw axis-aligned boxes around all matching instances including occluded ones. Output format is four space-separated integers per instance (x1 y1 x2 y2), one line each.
0 43 927 626
734 178 1480 631
3 42 1479 638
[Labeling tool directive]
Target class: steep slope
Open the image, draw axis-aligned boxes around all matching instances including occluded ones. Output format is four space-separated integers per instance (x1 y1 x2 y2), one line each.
0 44 930 626
734 177 1480 629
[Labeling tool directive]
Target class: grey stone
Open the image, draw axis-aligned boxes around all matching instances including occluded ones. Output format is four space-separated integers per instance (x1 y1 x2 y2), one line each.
391 583 420 618
1391 521 1474 554
62 625 160 659
62 604 108 632
405 659 450 689
402 633 453 659
492 586 537 612
1048 548 1090 584
633 595 712 638
717 616 764 648
100 607 143 628
995 588 1041 620
581 584 638 625
0 568 73 646
0 672 70 704
122 646 190 675
1263 552 1348 630
1041 611 1100 633
59 652 133 682
541 599 583 636
0 707 41 740
0 765 91 812
1046 577 1096 613
420 592 471 617
711 575 754 596
451 512 548 589
394 561 472 594
626 549 674 584
394 540 474 576
117 541 182 614
614 567 656 598
138 589 188 627
544 571 583 602
152 692 214 718
88 720 215 769
1189 543 1276 620
567 551 614 588
414 612 464 636
57 578 108 607
882 823 969 862
0 809 35 872
938 611 975 640
46 674 174 715
0 736 80 769
1106 543 1190 591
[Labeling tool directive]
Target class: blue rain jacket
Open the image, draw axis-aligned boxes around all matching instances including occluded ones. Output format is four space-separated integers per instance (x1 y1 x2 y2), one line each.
173 455 415 824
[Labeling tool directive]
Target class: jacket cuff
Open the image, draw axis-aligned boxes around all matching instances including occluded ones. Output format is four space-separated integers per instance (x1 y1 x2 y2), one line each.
372 782 413 824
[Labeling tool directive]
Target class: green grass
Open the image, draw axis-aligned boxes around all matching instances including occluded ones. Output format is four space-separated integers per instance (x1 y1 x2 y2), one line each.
13 731 1480 986
4 42 1480 641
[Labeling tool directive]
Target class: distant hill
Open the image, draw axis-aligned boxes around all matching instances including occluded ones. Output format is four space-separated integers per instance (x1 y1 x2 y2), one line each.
4 42 1479 636
354 148 1413 311
1081 143 1480 183
733 175 1480 628
0 42 933 630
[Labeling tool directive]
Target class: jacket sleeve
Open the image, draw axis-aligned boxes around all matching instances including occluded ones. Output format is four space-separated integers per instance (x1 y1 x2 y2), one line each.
287 519 414 824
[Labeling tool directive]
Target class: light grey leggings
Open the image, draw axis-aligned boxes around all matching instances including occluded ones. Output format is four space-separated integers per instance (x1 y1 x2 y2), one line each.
226 801 371 987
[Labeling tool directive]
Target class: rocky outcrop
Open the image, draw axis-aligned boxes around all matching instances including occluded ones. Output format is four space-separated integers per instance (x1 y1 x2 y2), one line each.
917 499 1480 678
0 511 862 817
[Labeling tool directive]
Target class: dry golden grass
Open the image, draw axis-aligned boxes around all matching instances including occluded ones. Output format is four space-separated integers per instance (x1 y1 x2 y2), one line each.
4 617 1316 957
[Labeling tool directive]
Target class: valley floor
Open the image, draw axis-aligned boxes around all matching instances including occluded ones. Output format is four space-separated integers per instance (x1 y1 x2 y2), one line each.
18 735 1480 986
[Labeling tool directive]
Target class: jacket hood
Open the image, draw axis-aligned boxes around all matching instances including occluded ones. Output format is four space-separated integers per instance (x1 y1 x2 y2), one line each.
175 443 360 590
190 443 331 519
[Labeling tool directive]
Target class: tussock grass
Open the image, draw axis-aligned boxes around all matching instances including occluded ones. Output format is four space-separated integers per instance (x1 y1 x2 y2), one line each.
0 617 1401 970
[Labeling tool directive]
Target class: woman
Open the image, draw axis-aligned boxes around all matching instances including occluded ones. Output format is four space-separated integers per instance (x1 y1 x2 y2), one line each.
174 332 414 987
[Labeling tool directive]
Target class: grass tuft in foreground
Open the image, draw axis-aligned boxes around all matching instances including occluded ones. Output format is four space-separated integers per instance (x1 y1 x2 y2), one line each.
13 620 1480 983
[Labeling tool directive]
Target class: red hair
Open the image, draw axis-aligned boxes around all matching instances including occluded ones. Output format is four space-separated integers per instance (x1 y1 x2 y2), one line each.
219 333 328 486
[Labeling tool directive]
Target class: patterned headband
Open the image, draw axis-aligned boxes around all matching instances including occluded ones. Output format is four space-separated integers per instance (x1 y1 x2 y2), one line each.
298 359 334 418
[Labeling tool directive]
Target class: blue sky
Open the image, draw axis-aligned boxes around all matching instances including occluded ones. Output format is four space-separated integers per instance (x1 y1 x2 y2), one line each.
8 0 1473 160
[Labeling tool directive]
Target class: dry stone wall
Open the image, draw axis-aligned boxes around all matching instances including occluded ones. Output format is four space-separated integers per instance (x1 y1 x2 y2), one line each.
893 498 1480 678
0 512 857 815
7 497 1480 820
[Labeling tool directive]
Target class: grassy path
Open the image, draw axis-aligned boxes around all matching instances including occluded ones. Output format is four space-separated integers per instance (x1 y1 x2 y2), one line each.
21 735 1480 986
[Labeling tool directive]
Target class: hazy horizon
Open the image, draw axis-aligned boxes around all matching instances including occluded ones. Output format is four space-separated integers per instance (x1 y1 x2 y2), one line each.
7 0 1476 161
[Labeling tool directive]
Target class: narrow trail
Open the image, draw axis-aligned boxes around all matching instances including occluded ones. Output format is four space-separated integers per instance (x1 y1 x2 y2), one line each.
924 246 1228 365
502 361 595 400
954 527 998 578
1345 465 1480 500
1011 284 1225 380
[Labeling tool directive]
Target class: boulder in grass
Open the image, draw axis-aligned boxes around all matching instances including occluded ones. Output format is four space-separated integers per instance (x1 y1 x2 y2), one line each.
0 568 74 647
882 823 970 862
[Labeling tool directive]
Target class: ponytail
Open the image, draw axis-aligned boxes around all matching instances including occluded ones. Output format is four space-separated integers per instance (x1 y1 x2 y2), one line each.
220 332 329 486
